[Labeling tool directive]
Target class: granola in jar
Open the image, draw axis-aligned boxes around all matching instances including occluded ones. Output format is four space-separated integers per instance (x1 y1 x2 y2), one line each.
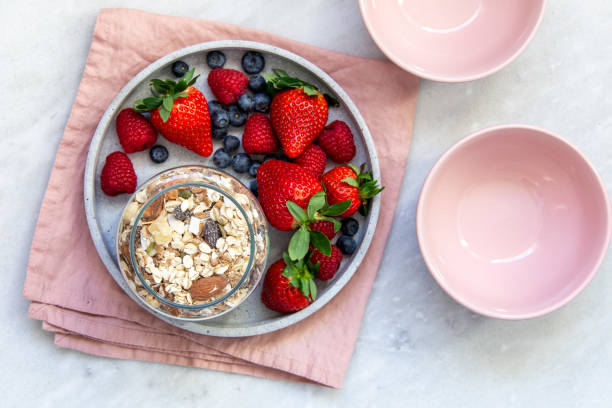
117 166 269 319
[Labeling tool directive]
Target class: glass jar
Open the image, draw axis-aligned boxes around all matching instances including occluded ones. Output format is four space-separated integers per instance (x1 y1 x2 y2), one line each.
116 166 269 320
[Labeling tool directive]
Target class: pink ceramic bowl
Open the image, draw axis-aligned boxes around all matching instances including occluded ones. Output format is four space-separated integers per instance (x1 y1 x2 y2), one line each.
359 0 547 82
417 126 611 319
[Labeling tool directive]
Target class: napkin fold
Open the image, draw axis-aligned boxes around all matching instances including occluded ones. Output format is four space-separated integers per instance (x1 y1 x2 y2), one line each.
23 8 418 388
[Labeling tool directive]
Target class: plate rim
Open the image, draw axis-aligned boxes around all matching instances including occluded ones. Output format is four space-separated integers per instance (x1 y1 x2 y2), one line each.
84 40 381 337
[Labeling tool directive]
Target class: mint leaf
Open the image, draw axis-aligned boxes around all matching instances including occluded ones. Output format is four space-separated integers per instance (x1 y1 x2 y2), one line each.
307 192 326 220
310 230 331 257
286 201 307 224
288 227 309 261
321 200 351 217
310 279 317 300
299 277 310 297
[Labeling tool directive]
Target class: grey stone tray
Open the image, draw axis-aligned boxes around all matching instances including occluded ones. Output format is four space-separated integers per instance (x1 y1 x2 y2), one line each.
84 41 380 337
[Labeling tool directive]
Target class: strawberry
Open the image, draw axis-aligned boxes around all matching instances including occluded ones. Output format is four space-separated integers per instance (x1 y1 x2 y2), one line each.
317 120 356 164
321 164 384 218
309 220 336 240
134 69 212 157
295 144 326 179
267 69 335 158
310 245 342 281
256 160 323 231
207 68 248 105
100 152 137 196
242 113 278 154
261 256 316 313
115 108 157 153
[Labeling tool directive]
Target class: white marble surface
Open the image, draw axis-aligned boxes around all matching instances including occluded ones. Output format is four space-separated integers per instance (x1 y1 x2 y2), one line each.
2 0 612 406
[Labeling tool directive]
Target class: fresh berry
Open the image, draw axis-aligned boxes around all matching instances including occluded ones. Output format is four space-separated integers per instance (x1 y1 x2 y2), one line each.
242 113 278 154
231 153 252 173
208 100 223 114
321 165 383 218
241 51 265 74
100 152 137 196
212 127 228 140
253 92 271 113
249 75 267 92
317 120 356 164
115 108 158 154
261 258 315 313
149 145 169 163
310 220 336 240
249 162 260 178
310 245 342 281
237 93 255 113
227 104 247 126
257 160 323 231
294 144 326 179
171 60 189 77
223 135 240 153
207 68 248 105
341 217 359 236
249 179 258 197
134 69 212 157
279 154 292 162
337 235 357 255
211 109 229 128
206 50 226 69
267 70 329 158
212 148 231 168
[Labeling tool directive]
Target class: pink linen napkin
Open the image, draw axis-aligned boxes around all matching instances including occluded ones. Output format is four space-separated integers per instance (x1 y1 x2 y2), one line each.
23 8 418 388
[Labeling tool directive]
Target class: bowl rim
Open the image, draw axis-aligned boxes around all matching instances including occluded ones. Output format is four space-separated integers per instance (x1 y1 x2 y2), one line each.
416 124 612 319
358 0 548 82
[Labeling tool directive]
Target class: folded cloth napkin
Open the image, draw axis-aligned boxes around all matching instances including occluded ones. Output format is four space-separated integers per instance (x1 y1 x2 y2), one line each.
23 8 418 388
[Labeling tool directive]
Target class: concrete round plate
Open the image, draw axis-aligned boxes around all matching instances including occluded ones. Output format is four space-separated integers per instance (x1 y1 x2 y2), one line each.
84 41 380 337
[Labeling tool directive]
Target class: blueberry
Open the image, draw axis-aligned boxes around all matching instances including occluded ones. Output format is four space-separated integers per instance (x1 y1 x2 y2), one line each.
341 218 359 236
223 135 240 153
237 93 255 113
253 93 271 113
241 51 265 74
248 75 267 92
249 179 258 197
337 235 357 255
212 127 228 140
206 50 226 69
249 162 260 178
279 154 292 162
208 100 223 114
227 104 247 126
212 148 231 168
232 153 252 173
149 145 169 163
171 61 189 77
211 109 229 128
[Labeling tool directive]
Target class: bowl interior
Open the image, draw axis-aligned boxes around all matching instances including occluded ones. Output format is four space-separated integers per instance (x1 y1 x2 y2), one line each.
418 127 610 318
360 0 546 81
